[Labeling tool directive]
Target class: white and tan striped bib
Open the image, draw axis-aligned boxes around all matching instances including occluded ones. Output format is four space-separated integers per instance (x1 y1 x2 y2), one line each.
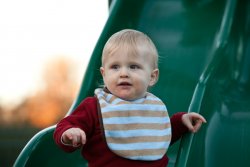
95 88 171 161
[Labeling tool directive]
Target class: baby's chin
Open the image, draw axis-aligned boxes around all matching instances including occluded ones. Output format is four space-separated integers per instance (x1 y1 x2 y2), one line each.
109 88 146 101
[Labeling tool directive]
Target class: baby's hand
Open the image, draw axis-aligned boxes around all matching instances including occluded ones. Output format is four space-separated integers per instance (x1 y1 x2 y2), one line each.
61 128 86 147
182 112 207 133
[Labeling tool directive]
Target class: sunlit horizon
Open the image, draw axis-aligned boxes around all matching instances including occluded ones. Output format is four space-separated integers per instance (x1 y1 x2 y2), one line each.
0 0 108 107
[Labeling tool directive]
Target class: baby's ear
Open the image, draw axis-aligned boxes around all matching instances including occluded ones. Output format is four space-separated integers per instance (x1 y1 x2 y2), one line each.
149 69 159 86
100 67 105 76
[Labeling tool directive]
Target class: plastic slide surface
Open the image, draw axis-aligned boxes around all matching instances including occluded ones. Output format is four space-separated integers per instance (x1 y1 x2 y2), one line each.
176 0 250 166
14 0 250 166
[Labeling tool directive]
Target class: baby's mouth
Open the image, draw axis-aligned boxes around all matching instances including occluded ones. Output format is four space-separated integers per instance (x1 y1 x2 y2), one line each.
118 82 132 86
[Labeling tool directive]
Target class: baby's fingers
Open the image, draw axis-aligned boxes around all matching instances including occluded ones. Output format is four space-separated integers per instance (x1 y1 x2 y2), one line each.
182 113 207 133
62 131 74 144
72 134 80 147
79 130 86 145
193 120 202 133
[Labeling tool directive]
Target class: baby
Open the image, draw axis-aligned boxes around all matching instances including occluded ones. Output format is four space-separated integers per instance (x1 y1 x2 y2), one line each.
54 29 206 167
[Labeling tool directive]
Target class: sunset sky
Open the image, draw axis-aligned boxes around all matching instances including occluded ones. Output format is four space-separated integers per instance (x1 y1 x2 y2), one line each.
0 0 108 107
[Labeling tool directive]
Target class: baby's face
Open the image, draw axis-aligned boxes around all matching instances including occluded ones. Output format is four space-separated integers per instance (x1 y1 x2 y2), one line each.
100 49 158 101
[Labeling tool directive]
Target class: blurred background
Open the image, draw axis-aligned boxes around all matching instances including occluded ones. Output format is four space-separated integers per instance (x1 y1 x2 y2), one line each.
0 0 108 166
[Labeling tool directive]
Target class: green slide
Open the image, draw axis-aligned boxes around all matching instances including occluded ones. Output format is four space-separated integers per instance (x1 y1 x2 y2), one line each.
176 0 250 166
14 0 250 166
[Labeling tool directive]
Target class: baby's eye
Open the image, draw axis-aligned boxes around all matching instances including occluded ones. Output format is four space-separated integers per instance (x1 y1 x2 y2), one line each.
130 64 140 69
111 65 119 70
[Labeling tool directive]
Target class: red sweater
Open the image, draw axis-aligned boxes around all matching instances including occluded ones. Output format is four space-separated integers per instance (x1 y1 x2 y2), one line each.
54 97 188 167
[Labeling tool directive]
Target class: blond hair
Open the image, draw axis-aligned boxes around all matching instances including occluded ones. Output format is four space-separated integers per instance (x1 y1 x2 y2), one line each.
102 29 158 69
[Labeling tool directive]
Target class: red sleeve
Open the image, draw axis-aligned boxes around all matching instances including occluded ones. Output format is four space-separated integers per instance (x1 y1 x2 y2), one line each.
170 112 189 145
53 97 97 152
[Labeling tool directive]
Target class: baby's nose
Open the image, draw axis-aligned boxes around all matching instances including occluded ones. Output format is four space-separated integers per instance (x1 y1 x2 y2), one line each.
120 67 129 78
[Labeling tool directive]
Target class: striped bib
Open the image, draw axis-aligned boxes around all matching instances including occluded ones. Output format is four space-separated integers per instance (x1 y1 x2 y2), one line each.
95 88 171 161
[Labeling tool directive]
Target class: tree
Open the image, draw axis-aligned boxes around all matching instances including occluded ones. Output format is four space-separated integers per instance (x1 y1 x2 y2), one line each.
26 56 79 128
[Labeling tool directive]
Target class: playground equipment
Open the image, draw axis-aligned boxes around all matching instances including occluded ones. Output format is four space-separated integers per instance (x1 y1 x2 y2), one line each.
14 0 250 166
